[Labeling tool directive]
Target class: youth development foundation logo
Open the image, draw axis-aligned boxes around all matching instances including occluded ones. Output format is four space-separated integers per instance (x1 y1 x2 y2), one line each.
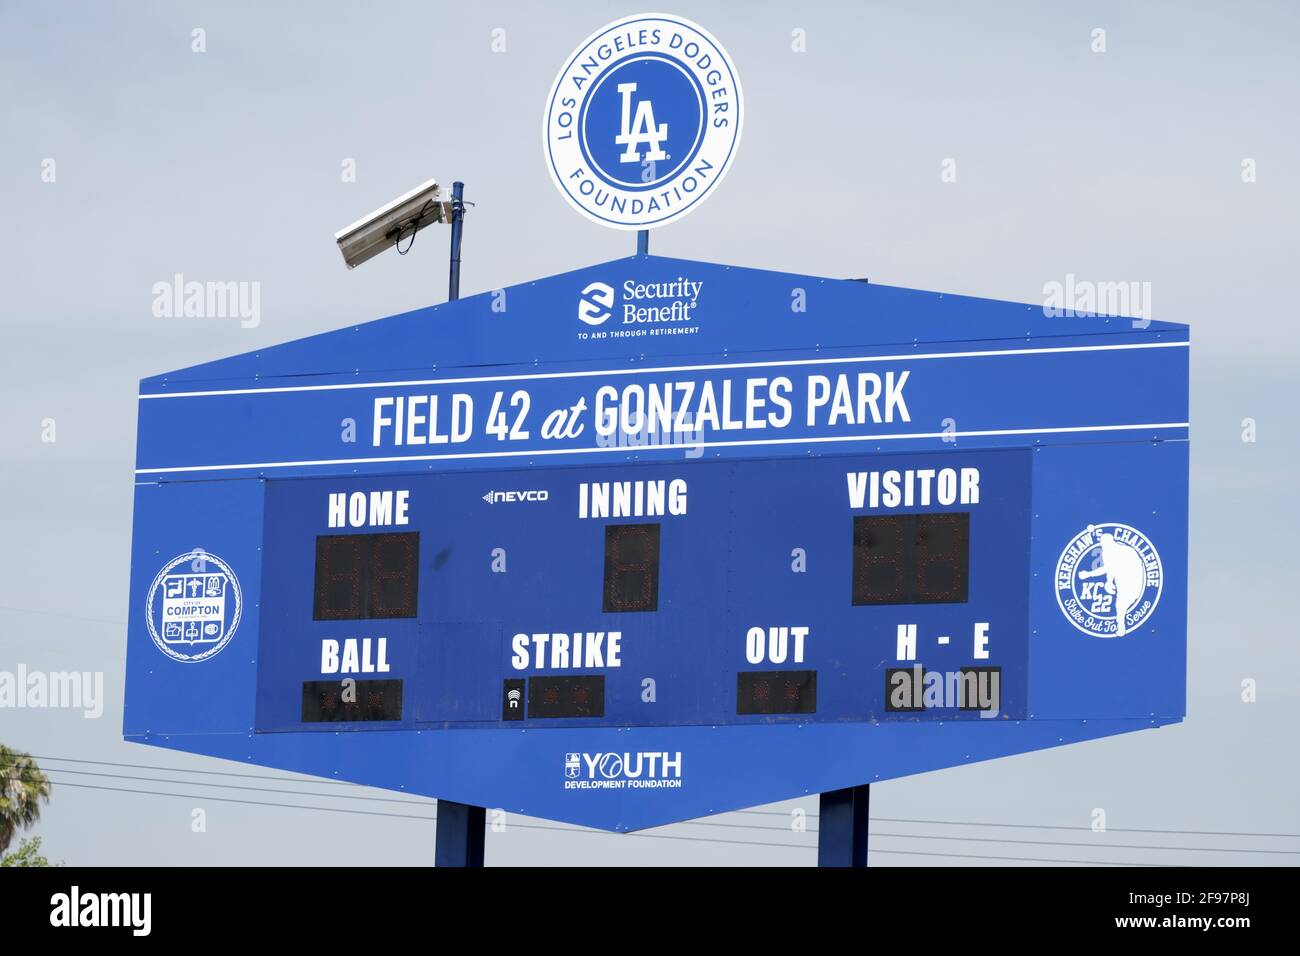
145 549 243 662
543 13 743 230
1055 523 1163 638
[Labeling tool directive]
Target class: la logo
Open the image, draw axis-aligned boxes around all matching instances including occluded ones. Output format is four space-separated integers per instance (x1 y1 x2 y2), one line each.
543 13 743 228
615 82 668 164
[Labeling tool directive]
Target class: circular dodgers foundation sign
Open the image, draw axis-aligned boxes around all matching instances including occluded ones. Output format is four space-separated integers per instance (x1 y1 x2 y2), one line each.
145 548 243 662
543 13 743 230
1055 523 1163 638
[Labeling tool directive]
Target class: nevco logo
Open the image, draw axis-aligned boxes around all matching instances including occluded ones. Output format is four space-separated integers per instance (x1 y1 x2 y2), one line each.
564 751 683 790
482 489 550 504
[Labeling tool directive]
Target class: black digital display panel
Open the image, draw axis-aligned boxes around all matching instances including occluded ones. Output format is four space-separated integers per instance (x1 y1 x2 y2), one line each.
301 679 403 722
884 666 1003 713
957 667 1002 713
313 532 418 620
528 675 605 718
603 523 660 612
737 670 818 715
884 667 927 713
852 513 969 606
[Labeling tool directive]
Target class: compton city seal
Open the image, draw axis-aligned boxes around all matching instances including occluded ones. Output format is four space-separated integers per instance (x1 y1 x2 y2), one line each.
145 549 243 662
1054 523 1163 638
543 13 744 230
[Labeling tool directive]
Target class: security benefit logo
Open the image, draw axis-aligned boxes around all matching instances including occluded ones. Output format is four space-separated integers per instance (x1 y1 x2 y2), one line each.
576 276 703 343
145 549 243 662
1055 523 1163 638
578 281 615 325
564 751 683 790
544 13 743 229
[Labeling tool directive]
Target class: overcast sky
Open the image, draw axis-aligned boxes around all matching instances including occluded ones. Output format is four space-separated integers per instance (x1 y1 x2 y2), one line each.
1 1 1297 865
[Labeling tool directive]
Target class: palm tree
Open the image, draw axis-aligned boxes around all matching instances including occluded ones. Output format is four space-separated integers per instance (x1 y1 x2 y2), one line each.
0 747 51 853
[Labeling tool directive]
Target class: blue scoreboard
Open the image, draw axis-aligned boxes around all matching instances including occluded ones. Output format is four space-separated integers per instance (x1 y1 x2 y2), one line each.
125 255 1188 833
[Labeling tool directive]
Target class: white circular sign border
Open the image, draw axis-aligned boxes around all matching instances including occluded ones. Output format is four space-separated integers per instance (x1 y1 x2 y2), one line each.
144 548 244 663
542 12 744 231
1053 522 1164 639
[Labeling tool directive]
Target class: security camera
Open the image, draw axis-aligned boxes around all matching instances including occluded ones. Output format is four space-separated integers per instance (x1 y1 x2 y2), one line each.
334 178 454 269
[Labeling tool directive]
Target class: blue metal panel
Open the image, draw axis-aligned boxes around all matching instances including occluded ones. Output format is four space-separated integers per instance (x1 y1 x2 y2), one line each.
140 256 1187 389
1027 440 1188 720
124 480 265 736
137 716 1171 832
123 255 1190 832
134 336 1187 481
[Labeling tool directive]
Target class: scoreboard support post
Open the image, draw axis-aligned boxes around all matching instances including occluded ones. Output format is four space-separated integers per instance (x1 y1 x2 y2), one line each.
436 182 487 868
434 799 486 867
817 785 871 868
447 181 465 302
636 229 649 255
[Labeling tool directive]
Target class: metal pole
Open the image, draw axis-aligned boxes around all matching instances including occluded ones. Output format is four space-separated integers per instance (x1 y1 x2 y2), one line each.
448 181 465 301
435 180 486 868
636 229 649 255
817 784 869 867
434 799 485 867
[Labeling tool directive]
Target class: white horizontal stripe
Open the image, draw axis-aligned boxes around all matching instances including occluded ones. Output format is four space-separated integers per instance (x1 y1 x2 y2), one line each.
135 421 1189 475
138 340 1189 400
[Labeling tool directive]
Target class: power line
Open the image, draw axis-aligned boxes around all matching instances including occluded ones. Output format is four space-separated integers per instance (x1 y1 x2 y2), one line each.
18 772 1268 865
31 760 791 822
868 829 1300 856
681 818 1300 854
0 778 1005 864
871 815 1300 840
736 808 1300 840
496 822 1170 866
678 818 820 834
0 604 125 627
39 767 436 808
48 780 437 823
28 754 406 788
39 780 819 856
20 753 1300 841
24 768 805 835
38 764 811 832
857 847 1169 867
503 821 816 853
29 767 1295 856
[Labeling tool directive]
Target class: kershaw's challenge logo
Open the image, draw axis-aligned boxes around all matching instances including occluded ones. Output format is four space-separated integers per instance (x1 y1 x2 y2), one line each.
564 751 683 789
1055 523 1163 638
144 549 242 662
544 13 743 230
